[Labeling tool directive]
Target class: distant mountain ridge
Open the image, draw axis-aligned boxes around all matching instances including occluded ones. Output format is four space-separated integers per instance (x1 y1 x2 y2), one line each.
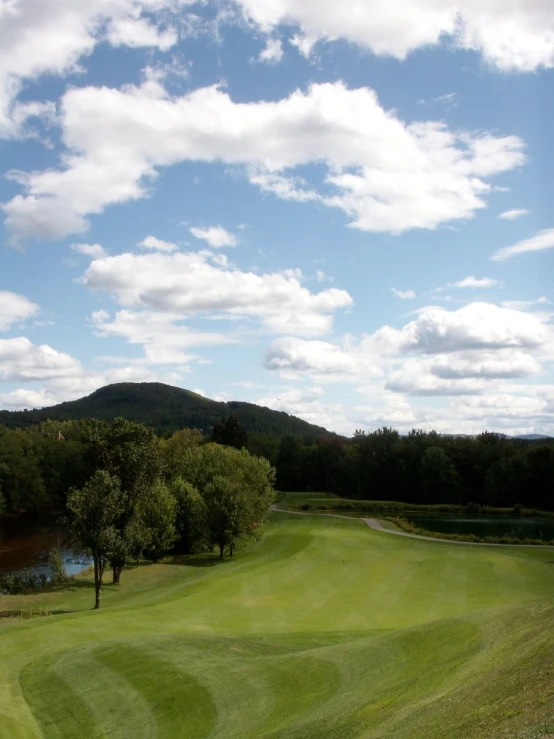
513 434 553 441
0 382 335 438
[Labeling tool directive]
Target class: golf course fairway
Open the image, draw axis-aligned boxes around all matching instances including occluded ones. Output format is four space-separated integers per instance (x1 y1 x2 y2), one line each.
1 511 554 738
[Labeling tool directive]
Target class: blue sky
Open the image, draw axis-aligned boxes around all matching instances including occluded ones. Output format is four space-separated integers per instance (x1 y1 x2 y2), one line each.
1 0 553 435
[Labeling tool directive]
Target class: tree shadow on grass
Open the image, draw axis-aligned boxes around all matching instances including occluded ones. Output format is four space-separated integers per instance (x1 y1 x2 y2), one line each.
165 553 223 568
0 608 75 619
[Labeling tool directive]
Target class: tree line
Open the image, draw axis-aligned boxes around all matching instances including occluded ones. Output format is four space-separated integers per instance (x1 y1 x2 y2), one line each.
272 428 554 511
2 418 553 519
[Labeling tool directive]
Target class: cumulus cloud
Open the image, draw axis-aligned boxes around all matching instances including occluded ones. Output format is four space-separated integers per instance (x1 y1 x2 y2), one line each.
258 38 284 63
256 386 355 435
491 228 554 261
81 249 353 337
451 276 499 288
375 302 547 354
106 16 178 50
2 80 526 244
266 302 552 403
0 333 160 409
0 291 39 331
498 208 529 220
0 337 82 382
235 0 554 71
0 0 193 138
266 336 378 377
0 387 59 409
90 309 234 365
137 235 178 252
70 242 106 258
391 288 416 299
189 226 237 248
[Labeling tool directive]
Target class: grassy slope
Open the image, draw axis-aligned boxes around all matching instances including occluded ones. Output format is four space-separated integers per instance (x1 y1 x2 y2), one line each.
1 513 554 739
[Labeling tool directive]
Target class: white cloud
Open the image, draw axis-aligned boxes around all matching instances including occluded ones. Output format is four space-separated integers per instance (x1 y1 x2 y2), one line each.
266 336 378 377
0 291 39 331
451 276 499 288
375 303 547 354
70 242 106 258
90 309 233 365
106 16 178 50
0 336 82 382
266 303 552 403
0 0 194 138
256 386 355 435
391 288 416 299
3 80 526 244
386 350 542 396
81 249 353 337
498 208 529 220
258 38 283 63
316 270 334 283
189 226 237 248
0 387 59 409
137 235 178 252
491 228 554 262
0 333 159 409
234 0 554 71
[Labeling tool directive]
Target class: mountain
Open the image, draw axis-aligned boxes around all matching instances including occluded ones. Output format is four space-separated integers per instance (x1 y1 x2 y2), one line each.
0 382 335 438
514 434 553 441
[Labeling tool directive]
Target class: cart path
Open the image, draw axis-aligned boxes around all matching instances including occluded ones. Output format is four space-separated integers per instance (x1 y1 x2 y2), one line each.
270 505 554 548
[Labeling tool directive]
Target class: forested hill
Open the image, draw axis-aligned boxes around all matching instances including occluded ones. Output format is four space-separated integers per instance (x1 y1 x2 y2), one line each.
0 382 335 438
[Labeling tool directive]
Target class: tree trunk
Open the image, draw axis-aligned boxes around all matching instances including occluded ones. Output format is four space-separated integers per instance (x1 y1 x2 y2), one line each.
93 557 101 610
229 543 234 557
112 564 123 584
219 542 224 560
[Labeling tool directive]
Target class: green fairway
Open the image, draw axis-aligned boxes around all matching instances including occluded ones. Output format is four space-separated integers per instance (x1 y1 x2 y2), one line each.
1 512 554 738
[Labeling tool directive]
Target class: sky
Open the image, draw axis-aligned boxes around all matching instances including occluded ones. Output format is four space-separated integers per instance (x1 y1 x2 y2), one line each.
1 0 554 436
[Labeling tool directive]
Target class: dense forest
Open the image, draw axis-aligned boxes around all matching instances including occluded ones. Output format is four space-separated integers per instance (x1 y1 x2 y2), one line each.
273 429 554 511
0 382 334 438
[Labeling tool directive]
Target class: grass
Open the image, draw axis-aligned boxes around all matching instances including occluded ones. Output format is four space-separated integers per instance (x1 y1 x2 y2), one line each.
0 511 553 738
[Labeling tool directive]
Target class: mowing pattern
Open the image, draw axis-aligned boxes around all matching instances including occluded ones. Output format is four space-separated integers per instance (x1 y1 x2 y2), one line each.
2 513 554 738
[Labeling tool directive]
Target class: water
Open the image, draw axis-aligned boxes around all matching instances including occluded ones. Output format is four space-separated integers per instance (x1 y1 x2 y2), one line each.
0 512 91 576
404 515 554 541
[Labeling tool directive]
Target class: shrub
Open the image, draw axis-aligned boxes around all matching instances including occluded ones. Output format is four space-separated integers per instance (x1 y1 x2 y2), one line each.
0 570 48 595
48 549 67 583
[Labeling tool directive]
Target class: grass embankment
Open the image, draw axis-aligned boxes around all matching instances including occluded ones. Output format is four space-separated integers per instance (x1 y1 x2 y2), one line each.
385 517 554 546
278 491 554 518
1 512 554 738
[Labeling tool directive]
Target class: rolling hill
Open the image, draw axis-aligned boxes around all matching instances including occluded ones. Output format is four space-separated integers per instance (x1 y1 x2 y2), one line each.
0 382 335 438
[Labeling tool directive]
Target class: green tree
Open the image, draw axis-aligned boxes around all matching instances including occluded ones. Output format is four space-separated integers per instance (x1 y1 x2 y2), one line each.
171 478 208 554
161 428 204 479
67 471 123 609
210 416 248 450
178 443 276 558
0 428 45 511
276 435 305 491
203 475 249 559
419 446 460 504
137 481 177 562
86 418 161 583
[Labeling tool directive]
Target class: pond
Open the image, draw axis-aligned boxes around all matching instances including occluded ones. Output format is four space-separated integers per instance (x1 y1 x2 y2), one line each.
404 515 554 541
0 512 91 576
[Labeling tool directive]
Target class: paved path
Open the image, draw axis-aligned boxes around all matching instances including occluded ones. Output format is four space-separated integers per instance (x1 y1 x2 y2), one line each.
270 506 554 549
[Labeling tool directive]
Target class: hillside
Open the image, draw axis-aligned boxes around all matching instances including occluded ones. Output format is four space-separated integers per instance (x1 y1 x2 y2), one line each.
0 382 335 438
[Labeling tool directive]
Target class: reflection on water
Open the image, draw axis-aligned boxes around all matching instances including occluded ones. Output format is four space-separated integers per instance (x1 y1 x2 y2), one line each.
0 512 91 575
405 515 554 541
